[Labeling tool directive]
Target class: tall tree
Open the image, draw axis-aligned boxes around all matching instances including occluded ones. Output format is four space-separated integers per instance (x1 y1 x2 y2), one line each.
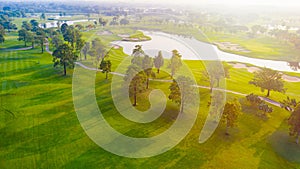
30 19 39 32
222 99 241 135
168 50 182 77
202 62 230 92
35 28 46 53
40 13 46 20
82 42 90 60
75 38 85 60
21 21 32 31
26 31 35 48
99 59 112 79
88 38 106 61
18 29 29 47
99 17 107 27
0 34 4 44
154 51 164 73
60 23 68 35
0 25 5 43
288 105 300 144
142 55 155 89
169 76 196 113
131 45 145 67
249 67 285 97
52 44 77 76
124 64 147 106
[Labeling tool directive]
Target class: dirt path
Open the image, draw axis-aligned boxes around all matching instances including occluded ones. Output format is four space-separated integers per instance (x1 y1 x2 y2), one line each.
1 46 33 51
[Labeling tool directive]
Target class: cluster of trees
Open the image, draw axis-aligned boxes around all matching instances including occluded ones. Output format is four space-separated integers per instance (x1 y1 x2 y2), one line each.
124 45 183 106
269 29 300 48
124 45 160 106
1 6 26 18
18 20 46 52
246 93 273 118
51 23 85 76
0 13 17 36
108 16 129 26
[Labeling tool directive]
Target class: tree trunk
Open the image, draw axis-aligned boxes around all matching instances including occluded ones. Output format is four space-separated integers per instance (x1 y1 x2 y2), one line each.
32 42 34 48
41 43 44 53
267 89 270 97
63 62 67 76
84 54 87 60
24 40 27 47
157 68 160 74
146 78 149 89
225 119 229 135
133 84 137 106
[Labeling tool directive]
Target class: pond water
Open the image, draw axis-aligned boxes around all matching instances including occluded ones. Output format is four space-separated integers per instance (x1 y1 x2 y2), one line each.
40 19 95 29
112 31 300 73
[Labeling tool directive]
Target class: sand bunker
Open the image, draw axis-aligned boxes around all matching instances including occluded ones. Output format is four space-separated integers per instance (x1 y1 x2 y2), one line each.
214 42 251 53
229 63 300 82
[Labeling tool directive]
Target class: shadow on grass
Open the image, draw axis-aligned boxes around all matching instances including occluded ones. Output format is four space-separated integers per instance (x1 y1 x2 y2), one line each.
269 130 300 163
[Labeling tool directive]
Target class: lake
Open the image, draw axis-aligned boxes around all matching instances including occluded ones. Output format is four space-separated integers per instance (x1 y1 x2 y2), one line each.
112 31 300 73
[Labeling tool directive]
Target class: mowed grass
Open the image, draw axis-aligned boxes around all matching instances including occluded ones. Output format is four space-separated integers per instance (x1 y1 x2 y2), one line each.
1 32 300 169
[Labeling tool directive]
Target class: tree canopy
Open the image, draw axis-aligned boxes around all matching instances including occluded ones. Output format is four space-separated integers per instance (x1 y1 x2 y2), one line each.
249 67 285 97
288 105 300 144
154 51 164 74
168 50 182 77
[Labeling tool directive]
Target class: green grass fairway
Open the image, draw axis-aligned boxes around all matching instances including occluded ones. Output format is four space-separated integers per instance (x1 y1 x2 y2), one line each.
1 41 300 168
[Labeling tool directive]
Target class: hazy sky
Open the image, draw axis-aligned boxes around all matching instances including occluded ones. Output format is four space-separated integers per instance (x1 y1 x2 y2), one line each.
84 0 300 7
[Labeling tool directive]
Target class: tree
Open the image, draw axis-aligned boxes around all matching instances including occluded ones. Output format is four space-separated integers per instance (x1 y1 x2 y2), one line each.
61 23 68 35
168 50 182 77
30 20 39 32
249 68 285 97
131 45 145 67
82 42 90 60
0 25 5 43
99 17 107 27
142 55 155 89
75 38 85 60
288 105 300 144
0 34 4 43
0 25 5 36
202 62 230 92
88 38 106 61
120 18 129 25
99 59 112 79
75 24 84 31
124 64 147 106
35 28 46 53
154 51 164 73
18 29 28 47
52 44 77 76
51 35 63 49
222 99 241 135
40 13 46 20
26 31 35 48
21 21 32 31
169 76 196 113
